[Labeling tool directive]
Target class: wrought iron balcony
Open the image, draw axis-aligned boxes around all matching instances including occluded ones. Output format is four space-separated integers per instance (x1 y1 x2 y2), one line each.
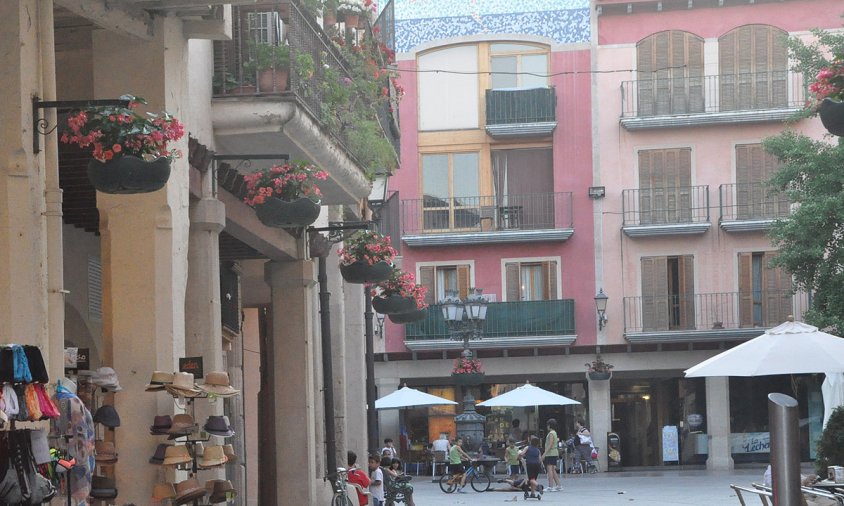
719 183 791 232
622 291 809 342
404 299 576 350
485 87 557 138
619 71 805 129
622 185 710 236
400 192 573 247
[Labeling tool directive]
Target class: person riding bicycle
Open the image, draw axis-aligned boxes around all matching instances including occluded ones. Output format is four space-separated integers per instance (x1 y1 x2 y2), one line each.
448 437 471 494
518 436 544 497
346 451 371 506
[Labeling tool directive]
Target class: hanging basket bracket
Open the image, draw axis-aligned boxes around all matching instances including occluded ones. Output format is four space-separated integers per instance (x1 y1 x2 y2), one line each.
32 95 131 154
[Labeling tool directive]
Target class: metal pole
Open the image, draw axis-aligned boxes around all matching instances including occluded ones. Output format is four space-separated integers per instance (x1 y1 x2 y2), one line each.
318 256 337 474
768 393 801 506
365 288 378 453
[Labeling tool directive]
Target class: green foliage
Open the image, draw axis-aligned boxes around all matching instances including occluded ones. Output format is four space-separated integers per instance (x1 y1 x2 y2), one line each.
250 42 290 72
347 119 397 178
816 406 844 477
763 131 844 335
785 28 844 117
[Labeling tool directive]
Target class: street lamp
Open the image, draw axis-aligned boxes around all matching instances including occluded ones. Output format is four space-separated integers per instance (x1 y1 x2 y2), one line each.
441 288 488 352
375 312 386 338
595 289 608 330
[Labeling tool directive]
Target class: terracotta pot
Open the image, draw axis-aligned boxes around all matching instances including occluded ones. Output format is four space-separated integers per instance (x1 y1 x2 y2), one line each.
451 372 485 386
819 98 844 137
87 155 171 194
343 11 360 28
372 294 417 315
340 261 392 284
258 69 289 93
253 197 321 228
323 9 337 28
388 308 426 324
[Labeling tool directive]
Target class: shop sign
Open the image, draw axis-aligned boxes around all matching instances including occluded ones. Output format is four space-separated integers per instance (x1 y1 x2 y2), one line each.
179 356 204 379
662 426 679 462
730 432 770 454
64 347 90 370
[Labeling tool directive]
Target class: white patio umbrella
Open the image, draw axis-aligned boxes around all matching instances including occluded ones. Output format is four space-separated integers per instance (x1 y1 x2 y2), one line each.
822 373 844 428
375 386 458 409
477 382 581 407
684 320 844 377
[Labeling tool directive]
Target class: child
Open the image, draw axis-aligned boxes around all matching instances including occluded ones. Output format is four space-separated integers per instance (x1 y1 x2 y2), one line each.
519 436 544 498
505 438 521 481
368 454 384 506
448 437 471 493
346 451 371 506
385 458 416 506
381 438 397 460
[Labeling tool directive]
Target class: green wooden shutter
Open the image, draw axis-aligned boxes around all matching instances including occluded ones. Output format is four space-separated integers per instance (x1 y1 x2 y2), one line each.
738 252 754 327
642 256 669 331
505 263 520 301
419 266 435 306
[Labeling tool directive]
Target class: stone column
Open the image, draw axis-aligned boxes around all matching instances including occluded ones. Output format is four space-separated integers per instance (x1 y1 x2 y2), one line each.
185 189 226 481
0 0 51 362
327 247 349 468
92 16 190 503
343 281 368 456
376 377 400 451
705 376 734 470
266 259 317 505
587 377 611 472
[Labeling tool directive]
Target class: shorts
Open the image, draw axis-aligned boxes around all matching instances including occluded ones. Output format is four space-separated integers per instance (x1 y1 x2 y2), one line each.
543 456 558 467
448 463 465 474
508 464 522 476
526 463 542 481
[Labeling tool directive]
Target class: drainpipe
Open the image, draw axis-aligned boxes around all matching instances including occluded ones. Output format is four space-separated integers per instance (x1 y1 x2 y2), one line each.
318 255 338 474
365 289 378 451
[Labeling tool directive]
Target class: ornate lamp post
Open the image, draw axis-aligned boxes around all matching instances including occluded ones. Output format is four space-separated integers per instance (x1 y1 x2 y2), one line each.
441 288 488 352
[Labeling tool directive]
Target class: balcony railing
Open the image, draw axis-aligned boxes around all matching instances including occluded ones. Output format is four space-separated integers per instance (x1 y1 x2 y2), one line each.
623 291 809 335
405 299 576 342
622 185 710 227
719 183 790 222
401 192 572 236
486 87 557 134
620 71 805 120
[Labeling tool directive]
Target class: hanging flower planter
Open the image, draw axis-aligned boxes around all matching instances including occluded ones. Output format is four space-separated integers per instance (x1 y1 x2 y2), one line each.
585 355 614 381
587 371 612 381
451 372 485 386
372 294 417 315
388 308 426 324
340 260 392 284
253 196 321 228
87 155 171 194
819 98 844 137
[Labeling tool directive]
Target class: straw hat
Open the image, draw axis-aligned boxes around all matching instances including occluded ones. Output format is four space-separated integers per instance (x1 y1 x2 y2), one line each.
149 443 172 464
198 371 239 397
165 372 202 398
94 441 118 463
162 445 193 466
152 482 177 501
207 480 237 504
174 478 206 505
167 414 196 436
222 444 236 463
198 445 227 468
145 371 174 392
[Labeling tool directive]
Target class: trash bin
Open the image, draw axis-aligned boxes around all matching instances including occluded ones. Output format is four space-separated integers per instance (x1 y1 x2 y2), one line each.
607 432 622 471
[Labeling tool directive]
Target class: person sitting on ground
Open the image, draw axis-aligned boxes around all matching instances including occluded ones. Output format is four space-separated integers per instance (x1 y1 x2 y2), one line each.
505 438 522 481
448 436 472 494
346 451 371 506
519 436 544 497
385 458 417 506
498 476 530 492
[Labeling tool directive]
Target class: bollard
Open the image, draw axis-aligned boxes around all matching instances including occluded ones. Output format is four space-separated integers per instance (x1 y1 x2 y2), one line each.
768 393 801 506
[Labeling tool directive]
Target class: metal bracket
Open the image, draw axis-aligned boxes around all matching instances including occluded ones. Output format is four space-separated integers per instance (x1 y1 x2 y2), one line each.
308 221 372 243
32 96 131 155
212 153 291 198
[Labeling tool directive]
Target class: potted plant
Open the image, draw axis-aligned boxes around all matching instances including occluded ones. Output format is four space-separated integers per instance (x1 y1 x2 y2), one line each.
338 231 396 283
242 161 326 228
246 42 290 93
809 55 844 136
452 353 485 386
60 94 185 194
370 267 427 315
586 356 614 380
339 0 365 28
388 307 426 324
322 0 339 27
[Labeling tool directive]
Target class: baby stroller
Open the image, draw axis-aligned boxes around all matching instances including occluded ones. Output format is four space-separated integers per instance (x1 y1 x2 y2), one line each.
565 438 599 474
384 470 410 506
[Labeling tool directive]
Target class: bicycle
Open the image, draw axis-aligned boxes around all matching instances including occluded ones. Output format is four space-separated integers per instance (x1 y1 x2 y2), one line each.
570 447 600 475
327 467 367 506
438 460 493 493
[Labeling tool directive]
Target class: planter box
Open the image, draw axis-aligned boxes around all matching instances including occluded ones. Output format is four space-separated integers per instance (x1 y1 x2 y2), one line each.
340 261 392 284
372 295 417 315
452 373 485 386
388 309 426 324
87 155 170 194
254 197 320 228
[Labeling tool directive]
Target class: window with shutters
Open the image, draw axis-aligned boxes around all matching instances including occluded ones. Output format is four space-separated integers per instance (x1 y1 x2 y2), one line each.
637 148 693 225
734 143 789 220
636 31 704 116
214 8 284 90
738 252 792 328
504 260 558 302
491 148 554 229
719 25 788 112
421 152 480 231
490 43 549 90
641 255 695 331
418 264 471 306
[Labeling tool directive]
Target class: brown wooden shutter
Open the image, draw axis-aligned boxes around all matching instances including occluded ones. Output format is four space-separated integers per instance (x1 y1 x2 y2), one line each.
678 255 695 329
637 34 656 116
719 29 737 111
638 150 654 224
419 266 435 306
762 252 792 325
687 34 705 112
457 265 470 300
540 261 558 300
641 256 669 331
736 144 752 219
720 25 788 111
505 262 520 301
738 252 754 327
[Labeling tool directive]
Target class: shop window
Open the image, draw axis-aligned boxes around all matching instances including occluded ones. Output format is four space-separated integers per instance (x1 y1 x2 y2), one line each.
735 143 788 220
718 25 788 111
418 264 471 306
504 260 558 301
637 148 693 225
421 152 480 230
636 31 704 116
489 43 549 89
641 255 694 331
738 252 792 328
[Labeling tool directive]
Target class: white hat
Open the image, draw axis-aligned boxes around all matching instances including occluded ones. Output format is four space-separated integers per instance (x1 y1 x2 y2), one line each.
91 367 122 392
